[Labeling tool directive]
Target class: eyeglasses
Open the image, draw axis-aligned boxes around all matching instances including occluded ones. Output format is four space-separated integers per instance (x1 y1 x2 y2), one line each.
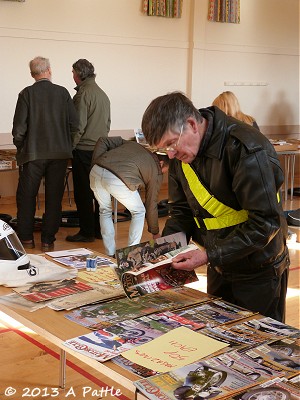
154 124 184 153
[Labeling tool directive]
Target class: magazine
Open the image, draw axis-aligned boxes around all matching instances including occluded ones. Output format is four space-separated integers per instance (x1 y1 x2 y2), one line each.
112 355 159 378
169 300 254 330
244 317 300 339
77 266 118 283
65 287 208 330
200 326 267 350
53 254 115 270
64 329 134 361
242 343 300 373
143 310 206 331
226 323 284 343
45 247 92 258
216 350 288 381
13 278 94 302
47 282 125 311
64 318 166 362
266 338 300 361
114 233 199 298
228 376 300 400
0 292 49 312
134 357 257 400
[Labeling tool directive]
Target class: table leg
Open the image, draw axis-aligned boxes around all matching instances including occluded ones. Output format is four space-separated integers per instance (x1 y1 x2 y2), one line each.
284 155 290 201
290 154 296 199
59 349 66 389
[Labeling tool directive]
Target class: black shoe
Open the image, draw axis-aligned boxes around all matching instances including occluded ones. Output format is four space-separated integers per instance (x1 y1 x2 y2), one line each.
20 239 35 249
41 242 54 251
65 233 95 242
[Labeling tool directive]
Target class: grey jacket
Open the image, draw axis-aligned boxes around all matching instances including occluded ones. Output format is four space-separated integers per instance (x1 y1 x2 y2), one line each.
92 137 163 234
72 77 111 150
12 79 78 166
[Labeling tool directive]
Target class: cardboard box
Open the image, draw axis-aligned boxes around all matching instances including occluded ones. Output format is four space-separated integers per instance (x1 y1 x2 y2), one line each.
0 160 17 170
0 149 17 170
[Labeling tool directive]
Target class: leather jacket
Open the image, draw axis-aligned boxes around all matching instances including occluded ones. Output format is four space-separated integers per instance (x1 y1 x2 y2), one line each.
163 107 289 274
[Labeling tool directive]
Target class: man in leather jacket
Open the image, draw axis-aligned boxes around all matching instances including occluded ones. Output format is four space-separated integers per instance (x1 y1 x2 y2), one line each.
141 92 290 322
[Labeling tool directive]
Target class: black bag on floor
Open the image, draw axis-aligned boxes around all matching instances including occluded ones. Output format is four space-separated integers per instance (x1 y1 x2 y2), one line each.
287 208 300 227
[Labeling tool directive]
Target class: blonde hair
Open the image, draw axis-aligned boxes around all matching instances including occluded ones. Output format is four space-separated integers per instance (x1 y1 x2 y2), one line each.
212 91 256 126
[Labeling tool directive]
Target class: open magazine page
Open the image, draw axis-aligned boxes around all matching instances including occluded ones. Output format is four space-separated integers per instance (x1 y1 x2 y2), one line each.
120 243 199 299
115 232 187 280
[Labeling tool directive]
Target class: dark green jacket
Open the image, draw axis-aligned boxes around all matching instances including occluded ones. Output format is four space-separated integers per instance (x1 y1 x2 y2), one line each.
72 77 111 150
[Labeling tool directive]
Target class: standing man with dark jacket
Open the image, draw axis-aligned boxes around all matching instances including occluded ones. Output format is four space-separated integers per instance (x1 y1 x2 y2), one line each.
141 91 290 322
66 59 111 243
12 56 78 250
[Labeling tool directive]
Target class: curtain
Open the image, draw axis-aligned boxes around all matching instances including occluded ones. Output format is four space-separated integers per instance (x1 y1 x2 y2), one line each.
143 0 183 18
208 0 240 23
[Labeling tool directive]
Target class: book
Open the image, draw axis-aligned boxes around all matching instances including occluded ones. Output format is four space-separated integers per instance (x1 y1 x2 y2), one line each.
134 357 257 400
13 278 94 302
114 233 199 299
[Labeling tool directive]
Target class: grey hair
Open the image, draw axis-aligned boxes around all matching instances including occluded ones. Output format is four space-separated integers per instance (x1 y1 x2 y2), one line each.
29 57 50 76
141 91 202 146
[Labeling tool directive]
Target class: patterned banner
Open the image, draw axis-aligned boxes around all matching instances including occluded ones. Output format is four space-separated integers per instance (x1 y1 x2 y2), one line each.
143 0 183 18
208 0 240 23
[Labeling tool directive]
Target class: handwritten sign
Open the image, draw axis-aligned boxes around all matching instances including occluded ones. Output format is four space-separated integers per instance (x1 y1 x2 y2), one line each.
122 326 228 373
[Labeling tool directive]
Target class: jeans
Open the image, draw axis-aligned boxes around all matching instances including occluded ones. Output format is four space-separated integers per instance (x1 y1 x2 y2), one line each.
90 165 145 256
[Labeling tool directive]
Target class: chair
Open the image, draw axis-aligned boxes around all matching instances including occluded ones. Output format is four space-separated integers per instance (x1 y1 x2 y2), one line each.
64 166 73 206
37 166 73 209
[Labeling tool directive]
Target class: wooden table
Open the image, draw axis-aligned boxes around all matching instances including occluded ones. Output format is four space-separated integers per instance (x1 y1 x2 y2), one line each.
0 257 146 398
276 149 300 201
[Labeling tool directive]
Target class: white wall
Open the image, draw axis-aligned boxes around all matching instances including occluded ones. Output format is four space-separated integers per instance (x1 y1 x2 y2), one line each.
0 0 299 195
0 0 298 133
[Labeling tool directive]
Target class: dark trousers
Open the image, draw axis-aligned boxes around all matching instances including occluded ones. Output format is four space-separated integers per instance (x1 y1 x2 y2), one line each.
72 149 100 237
16 159 68 243
207 256 289 323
